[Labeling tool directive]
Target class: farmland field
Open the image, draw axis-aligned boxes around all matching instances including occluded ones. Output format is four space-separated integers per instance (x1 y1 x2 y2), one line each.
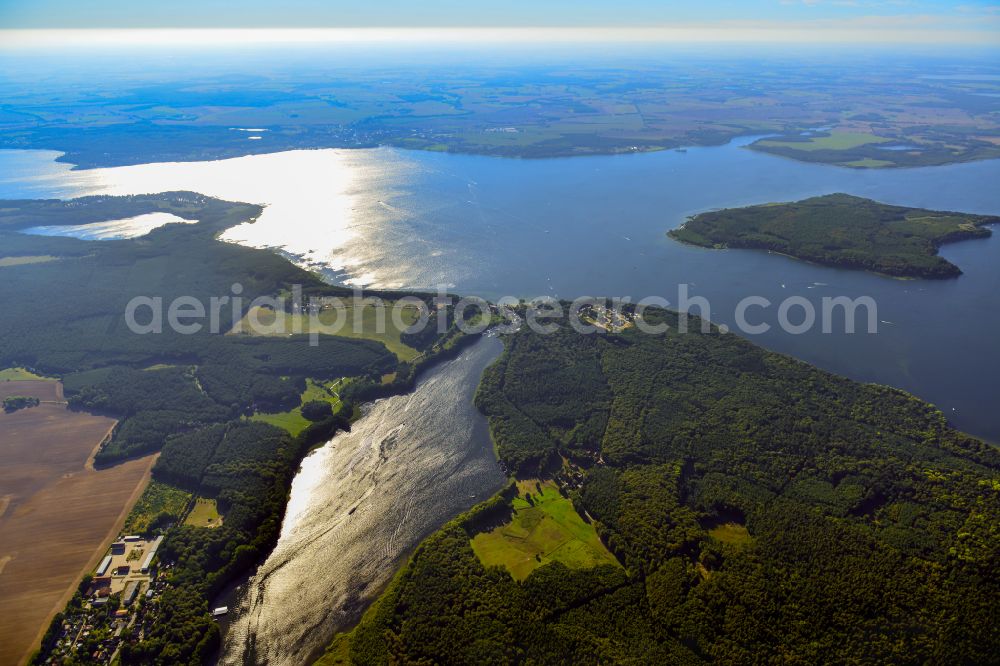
755 131 892 152
0 380 154 666
0 378 60 401
5 56 999 169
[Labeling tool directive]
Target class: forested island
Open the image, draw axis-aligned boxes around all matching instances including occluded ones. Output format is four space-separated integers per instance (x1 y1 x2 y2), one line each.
669 193 1000 279
322 310 999 665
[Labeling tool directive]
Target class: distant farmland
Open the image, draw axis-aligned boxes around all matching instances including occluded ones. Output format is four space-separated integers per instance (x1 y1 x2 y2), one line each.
0 379 154 666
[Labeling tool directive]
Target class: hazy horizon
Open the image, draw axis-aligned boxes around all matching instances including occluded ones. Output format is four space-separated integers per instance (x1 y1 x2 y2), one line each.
1 0 999 48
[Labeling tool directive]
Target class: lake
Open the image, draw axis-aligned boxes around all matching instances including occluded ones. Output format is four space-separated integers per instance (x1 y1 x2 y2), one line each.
1 137 998 442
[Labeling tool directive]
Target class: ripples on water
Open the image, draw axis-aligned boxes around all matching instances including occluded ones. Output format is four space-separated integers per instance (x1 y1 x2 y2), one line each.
219 337 505 666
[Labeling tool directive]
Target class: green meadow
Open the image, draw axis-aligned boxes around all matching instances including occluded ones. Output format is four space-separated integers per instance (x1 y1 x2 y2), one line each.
0 367 55 381
231 303 422 362
250 377 348 435
184 497 223 528
707 522 752 548
470 480 620 581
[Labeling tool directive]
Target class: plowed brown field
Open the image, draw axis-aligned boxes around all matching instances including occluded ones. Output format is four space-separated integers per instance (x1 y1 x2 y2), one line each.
0 380 154 666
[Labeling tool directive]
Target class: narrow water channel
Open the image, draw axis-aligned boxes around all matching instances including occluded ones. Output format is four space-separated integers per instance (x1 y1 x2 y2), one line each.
219 336 506 665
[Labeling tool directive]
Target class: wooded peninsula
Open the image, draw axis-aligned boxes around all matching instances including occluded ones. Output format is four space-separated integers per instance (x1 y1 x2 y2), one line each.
323 310 999 665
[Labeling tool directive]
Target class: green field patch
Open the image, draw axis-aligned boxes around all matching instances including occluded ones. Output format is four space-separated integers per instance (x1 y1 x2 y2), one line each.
122 480 192 535
230 303 422 361
470 480 620 581
0 255 57 267
314 632 353 666
0 367 56 381
184 497 223 528
707 522 752 548
757 131 891 152
250 409 311 435
842 158 895 168
250 377 348 435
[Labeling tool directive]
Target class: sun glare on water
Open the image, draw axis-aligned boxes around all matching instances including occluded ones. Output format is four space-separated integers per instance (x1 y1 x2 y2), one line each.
56 150 380 275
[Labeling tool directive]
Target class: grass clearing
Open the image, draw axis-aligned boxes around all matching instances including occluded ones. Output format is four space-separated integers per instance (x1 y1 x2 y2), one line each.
0 367 55 382
250 377 348 435
470 480 620 581
707 522 753 548
250 409 312 435
314 632 353 666
230 303 422 361
183 497 223 528
122 480 192 534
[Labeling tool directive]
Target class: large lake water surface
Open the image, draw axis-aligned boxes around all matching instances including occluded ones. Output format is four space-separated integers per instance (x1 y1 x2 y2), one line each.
1 138 997 441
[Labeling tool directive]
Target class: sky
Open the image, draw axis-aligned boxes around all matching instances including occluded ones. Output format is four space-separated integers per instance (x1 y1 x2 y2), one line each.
0 0 997 45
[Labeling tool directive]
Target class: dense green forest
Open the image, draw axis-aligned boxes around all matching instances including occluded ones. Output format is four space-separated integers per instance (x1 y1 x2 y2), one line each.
327 309 999 664
669 193 999 278
0 194 399 462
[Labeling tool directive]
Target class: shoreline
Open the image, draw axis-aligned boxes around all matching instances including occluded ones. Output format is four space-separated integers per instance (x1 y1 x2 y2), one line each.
11 128 1000 174
218 334 505 665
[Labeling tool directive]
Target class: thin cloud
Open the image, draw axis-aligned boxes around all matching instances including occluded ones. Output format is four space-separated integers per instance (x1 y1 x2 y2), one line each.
1 21 997 50
955 3 1000 13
